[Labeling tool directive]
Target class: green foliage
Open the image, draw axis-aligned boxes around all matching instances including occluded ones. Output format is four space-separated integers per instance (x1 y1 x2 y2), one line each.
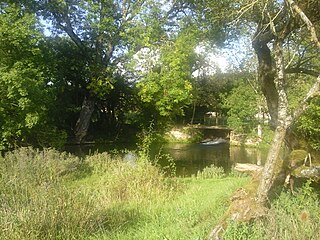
223 181 320 239
223 79 259 133
296 97 320 150
31 0 177 141
0 4 66 150
137 29 197 118
38 0 164 99
224 221 260 240
180 0 238 46
196 164 226 179
136 122 155 162
154 151 177 177
193 73 238 114
286 72 320 151
287 76 313 111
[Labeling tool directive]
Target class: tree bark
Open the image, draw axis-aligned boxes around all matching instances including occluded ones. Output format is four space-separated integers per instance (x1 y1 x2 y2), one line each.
256 125 287 204
286 0 320 48
190 101 196 124
252 34 279 129
74 96 95 144
256 36 292 204
254 0 320 206
210 2 320 238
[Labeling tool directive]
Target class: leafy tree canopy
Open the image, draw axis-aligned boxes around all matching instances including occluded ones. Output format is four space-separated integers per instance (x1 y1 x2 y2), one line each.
0 3 65 149
137 28 197 118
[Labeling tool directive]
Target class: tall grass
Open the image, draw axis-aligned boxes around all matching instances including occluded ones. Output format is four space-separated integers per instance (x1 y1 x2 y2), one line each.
0 147 176 239
84 152 178 205
0 148 98 239
2 147 317 239
223 181 320 240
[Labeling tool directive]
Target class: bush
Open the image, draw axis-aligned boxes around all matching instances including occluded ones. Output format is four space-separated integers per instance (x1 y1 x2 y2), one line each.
195 164 226 179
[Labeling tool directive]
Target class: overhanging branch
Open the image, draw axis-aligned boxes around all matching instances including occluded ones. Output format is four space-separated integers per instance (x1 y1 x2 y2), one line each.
292 74 320 122
286 0 320 48
285 67 319 77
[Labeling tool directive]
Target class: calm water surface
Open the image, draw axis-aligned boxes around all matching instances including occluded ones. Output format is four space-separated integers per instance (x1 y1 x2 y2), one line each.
66 143 268 177
152 143 268 176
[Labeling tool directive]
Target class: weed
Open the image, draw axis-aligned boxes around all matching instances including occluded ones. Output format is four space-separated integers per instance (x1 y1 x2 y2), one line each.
196 164 226 179
0 148 177 239
0 148 103 239
136 122 155 163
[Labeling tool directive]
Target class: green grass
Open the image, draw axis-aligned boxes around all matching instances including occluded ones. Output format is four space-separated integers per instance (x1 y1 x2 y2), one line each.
0 147 247 239
223 181 320 240
1 147 319 240
91 177 247 240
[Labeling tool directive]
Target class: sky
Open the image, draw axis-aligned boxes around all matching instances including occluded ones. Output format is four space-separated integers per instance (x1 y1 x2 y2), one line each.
194 44 228 74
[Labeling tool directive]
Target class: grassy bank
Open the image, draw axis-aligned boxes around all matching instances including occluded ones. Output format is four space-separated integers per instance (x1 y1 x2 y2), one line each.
95 177 248 239
0 148 246 239
0 148 319 239
223 181 320 240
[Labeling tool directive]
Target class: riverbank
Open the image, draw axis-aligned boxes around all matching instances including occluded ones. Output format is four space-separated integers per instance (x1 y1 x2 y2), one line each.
0 148 319 239
0 148 247 239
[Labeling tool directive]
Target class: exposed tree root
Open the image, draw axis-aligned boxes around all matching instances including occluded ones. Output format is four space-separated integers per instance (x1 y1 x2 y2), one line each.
208 172 268 239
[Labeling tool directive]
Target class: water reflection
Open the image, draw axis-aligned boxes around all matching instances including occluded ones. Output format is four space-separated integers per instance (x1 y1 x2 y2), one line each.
65 142 135 157
230 146 266 166
153 144 268 176
153 143 231 176
65 143 268 177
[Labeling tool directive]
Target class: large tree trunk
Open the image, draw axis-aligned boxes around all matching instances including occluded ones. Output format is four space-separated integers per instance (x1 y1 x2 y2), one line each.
252 35 279 129
256 36 291 204
256 125 287 203
210 2 320 238
74 96 95 144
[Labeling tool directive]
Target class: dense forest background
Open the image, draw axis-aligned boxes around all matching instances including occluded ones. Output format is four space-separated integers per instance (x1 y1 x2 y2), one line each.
0 0 319 152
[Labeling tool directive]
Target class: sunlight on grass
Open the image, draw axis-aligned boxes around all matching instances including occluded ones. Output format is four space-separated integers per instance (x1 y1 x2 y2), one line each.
0 148 248 239
88 178 248 240
1 147 318 240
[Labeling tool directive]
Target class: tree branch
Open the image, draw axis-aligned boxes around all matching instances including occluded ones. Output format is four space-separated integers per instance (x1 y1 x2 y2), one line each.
51 5 89 59
285 67 319 77
286 0 320 48
63 19 87 56
292 74 320 121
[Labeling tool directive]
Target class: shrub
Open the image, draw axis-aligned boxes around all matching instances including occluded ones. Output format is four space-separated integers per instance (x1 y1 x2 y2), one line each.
196 164 226 179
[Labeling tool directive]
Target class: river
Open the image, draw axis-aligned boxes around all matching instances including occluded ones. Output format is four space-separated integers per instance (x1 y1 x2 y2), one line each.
66 142 269 177
152 143 268 176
